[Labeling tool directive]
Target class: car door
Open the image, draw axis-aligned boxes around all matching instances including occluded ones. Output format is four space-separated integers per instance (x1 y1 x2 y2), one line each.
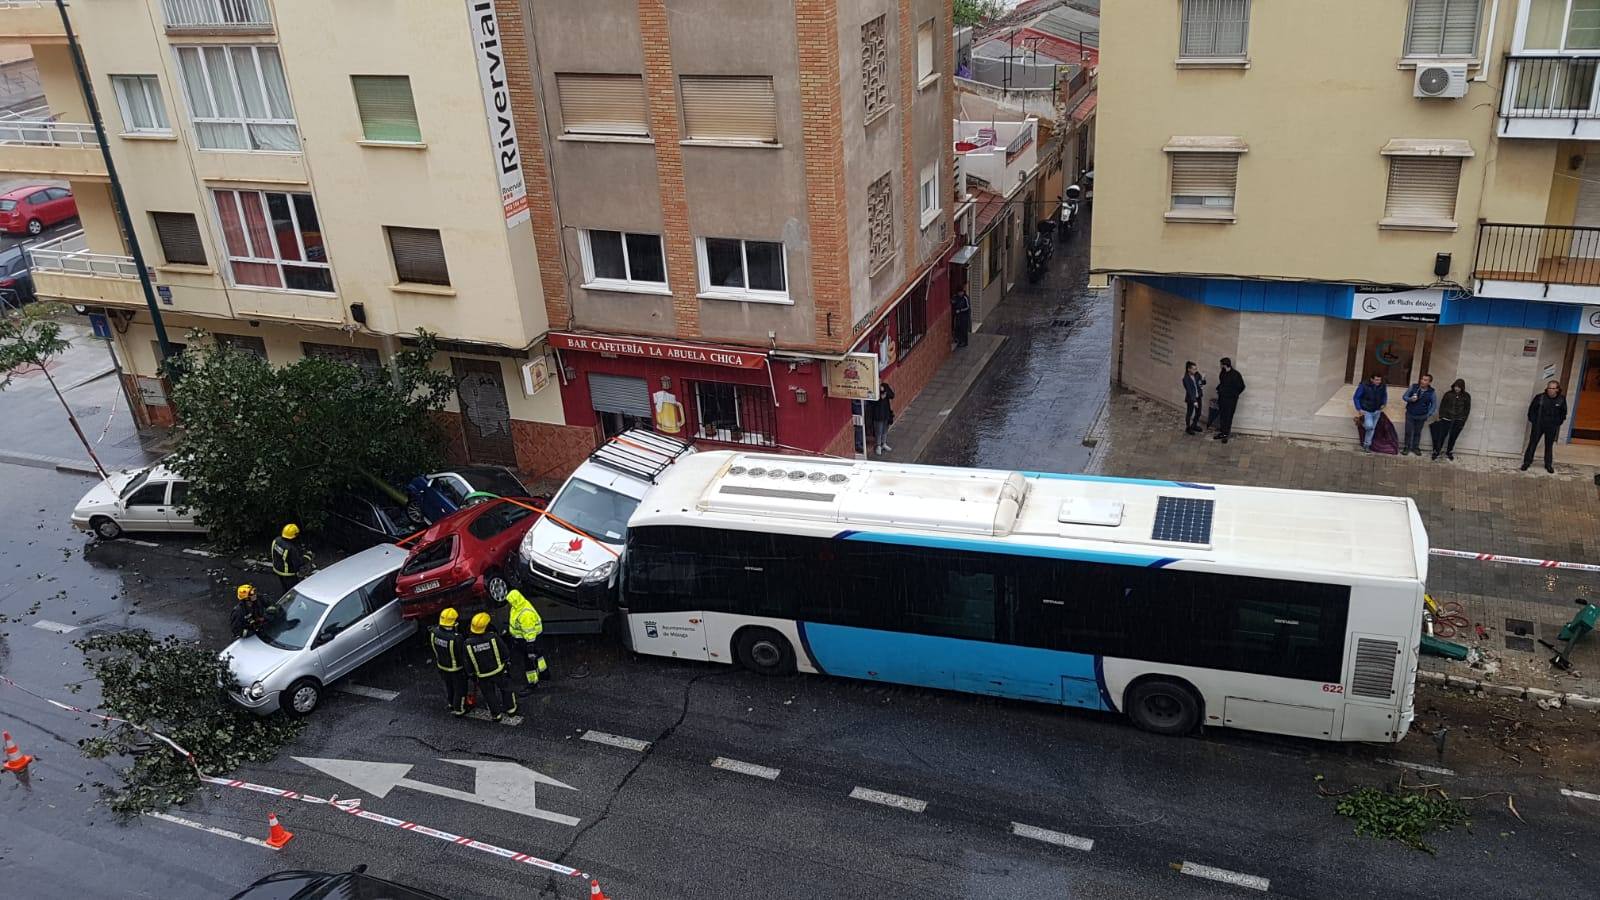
23 190 49 225
121 480 171 532
164 481 203 531
362 571 412 648
315 590 376 681
44 187 73 224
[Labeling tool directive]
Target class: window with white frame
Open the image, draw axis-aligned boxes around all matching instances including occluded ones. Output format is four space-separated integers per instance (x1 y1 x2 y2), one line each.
1166 141 1245 218
175 45 297 151
917 18 936 84
1179 0 1250 59
1382 154 1465 227
1405 0 1482 57
581 229 667 291
211 189 332 292
919 163 940 228
111 75 169 134
697 237 788 302
1521 0 1600 51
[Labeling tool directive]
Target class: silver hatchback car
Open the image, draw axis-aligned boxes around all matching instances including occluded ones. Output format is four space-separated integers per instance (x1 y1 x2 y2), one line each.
223 544 417 716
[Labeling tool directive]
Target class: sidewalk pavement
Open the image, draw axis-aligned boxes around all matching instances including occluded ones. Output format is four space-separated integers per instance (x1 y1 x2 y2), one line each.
1088 388 1600 702
879 333 1006 464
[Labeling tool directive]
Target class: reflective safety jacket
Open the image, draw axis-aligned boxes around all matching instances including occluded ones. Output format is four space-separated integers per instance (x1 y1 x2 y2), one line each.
430 625 466 672
270 536 303 577
465 630 508 678
506 590 543 642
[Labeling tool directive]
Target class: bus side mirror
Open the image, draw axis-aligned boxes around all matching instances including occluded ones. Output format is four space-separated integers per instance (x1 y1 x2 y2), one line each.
577 560 618 610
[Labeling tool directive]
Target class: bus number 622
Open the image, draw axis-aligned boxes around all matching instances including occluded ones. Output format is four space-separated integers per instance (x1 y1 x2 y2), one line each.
1322 683 1345 694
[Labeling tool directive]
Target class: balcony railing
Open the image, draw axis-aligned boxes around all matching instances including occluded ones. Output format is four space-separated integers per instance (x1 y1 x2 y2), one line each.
161 0 271 30
0 107 95 148
1475 222 1600 288
29 230 140 280
0 1 57 8
1501 55 1600 121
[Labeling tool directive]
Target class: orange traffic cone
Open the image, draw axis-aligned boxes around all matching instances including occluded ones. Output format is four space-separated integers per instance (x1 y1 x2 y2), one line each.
589 879 609 900
264 812 294 849
2 731 32 773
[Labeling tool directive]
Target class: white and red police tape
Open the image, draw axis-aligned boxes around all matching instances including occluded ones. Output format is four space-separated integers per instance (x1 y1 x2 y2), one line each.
1428 548 1600 574
0 672 202 773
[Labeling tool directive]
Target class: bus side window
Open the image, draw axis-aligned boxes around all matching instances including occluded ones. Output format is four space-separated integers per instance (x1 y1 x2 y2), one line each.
901 548 998 642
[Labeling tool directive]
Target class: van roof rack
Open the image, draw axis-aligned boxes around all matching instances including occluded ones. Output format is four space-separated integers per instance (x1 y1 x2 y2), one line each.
589 429 693 483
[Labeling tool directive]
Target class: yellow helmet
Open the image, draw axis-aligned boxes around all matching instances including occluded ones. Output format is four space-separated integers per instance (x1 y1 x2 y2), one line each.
470 612 491 634
236 584 257 601
281 523 300 540
439 607 459 627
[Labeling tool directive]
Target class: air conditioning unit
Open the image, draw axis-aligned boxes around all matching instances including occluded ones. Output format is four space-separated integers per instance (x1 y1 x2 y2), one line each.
1414 64 1468 99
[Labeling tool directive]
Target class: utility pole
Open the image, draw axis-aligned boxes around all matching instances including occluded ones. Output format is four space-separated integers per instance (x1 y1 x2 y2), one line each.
53 0 174 365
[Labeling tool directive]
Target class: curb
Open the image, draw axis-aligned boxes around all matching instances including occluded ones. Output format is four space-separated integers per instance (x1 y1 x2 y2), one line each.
0 449 102 476
901 332 1006 464
1417 669 1600 711
1081 396 1111 473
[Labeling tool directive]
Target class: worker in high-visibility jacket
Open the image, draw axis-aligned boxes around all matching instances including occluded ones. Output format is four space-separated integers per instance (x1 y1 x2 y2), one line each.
270 524 307 594
429 607 468 716
465 612 518 722
504 589 548 693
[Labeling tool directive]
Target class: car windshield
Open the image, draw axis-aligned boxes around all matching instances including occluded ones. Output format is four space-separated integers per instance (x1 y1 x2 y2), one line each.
463 468 529 498
255 590 326 651
546 478 637 543
0 200 15 211
118 466 153 500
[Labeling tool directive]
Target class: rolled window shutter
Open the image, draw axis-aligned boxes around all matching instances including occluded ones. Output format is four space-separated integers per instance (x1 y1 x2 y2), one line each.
680 76 777 142
1407 0 1446 55
1384 157 1461 220
557 74 648 135
352 76 420 142
152 212 206 266
1440 0 1480 55
387 227 450 286
1170 153 1239 206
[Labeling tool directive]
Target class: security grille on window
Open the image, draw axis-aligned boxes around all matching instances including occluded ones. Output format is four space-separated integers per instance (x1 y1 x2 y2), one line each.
698 237 788 301
688 381 776 446
894 285 927 353
556 73 648 136
303 342 382 373
386 227 450 286
1405 0 1481 57
680 76 777 143
214 333 267 359
151 212 206 266
1169 152 1239 213
212 189 332 292
868 172 895 271
861 15 890 119
111 75 169 133
917 19 936 82
352 76 421 143
582 230 667 289
986 231 1002 283
161 0 272 29
1180 0 1250 58
1383 156 1463 224
175 45 297 150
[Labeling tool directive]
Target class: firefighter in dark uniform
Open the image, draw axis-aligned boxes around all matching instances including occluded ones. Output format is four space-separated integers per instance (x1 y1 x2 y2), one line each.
270 523 307 594
429 607 469 716
465 612 518 723
230 584 271 638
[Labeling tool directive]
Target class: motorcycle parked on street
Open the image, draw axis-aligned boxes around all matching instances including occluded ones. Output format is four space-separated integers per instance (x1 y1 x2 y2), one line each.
1026 220 1055 283
1059 183 1083 240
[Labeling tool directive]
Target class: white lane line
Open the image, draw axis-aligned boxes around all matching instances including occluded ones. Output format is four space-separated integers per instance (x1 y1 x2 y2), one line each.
1562 788 1600 802
1011 822 1093 852
1379 758 1456 777
333 683 399 701
1176 861 1270 892
711 757 781 780
182 547 219 558
849 787 927 813
124 539 159 547
581 730 651 752
31 620 79 634
144 812 277 850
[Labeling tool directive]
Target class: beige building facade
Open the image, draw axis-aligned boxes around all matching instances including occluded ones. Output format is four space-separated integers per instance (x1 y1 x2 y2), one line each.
1094 0 1600 461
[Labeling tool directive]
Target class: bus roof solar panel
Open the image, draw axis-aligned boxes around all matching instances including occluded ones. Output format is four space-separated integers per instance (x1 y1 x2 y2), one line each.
1151 496 1214 545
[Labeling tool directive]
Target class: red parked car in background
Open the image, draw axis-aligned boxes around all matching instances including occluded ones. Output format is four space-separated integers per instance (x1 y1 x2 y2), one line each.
0 184 77 235
395 497 545 621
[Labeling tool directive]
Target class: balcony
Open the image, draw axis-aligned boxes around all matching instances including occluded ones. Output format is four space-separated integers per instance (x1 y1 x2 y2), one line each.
161 0 272 33
28 230 233 316
1474 222 1600 302
1498 56 1600 140
954 118 1038 197
0 108 106 179
0 0 65 43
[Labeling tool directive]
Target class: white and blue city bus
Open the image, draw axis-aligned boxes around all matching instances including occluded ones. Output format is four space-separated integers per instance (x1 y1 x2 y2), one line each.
587 451 1428 741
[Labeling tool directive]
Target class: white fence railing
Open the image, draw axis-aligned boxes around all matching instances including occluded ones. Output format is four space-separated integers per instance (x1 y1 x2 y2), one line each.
161 0 271 29
0 1 58 9
0 114 96 148
29 230 140 279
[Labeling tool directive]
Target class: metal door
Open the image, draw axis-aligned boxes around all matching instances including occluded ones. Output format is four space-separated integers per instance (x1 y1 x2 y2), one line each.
451 357 516 465
122 480 172 532
316 591 375 680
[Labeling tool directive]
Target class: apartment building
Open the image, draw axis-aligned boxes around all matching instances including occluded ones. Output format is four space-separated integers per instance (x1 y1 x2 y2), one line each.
501 0 959 457
6 0 574 475
1094 0 1600 460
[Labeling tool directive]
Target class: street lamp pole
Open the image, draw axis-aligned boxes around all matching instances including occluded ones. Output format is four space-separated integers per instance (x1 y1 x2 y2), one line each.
52 0 175 364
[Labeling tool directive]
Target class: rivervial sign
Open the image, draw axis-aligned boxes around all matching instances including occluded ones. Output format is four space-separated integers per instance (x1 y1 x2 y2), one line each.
1351 288 1444 322
548 332 768 369
468 0 530 229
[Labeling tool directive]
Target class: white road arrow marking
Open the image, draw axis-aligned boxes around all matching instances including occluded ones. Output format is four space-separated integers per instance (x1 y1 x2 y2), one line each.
293 756 580 827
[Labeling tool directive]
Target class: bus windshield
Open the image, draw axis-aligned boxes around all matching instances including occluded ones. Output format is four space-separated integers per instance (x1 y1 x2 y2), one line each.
546 479 636 543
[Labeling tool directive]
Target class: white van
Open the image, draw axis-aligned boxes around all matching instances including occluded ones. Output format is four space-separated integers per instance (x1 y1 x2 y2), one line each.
515 429 692 631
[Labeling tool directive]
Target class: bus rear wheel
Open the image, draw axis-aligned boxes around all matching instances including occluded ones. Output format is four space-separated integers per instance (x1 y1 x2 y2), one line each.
734 628 794 676
1125 678 1201 736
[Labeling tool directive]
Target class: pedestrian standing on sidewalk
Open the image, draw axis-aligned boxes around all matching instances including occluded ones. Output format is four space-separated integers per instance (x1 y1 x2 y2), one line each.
1521 380 1568 473
1182 361 1206 435
951 288 971 349
1352 374 1387 452
873 383 896 455
1431 379 1471 461
1400 374 1437 456
1213 358 1245 444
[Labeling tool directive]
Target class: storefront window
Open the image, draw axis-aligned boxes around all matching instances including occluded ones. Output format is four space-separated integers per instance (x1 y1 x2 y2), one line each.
688 381 776 446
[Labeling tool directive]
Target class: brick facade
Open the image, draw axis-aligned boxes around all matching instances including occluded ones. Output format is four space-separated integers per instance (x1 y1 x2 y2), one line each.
638 0 701 339
796 0 849 354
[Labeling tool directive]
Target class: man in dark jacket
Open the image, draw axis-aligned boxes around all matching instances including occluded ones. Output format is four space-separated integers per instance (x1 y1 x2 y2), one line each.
1213 358 1245 443
872 383 896 455
950 289 971 349
1182 362 1206 434
1400 374 1437 456
1521 380 1568 473
1352 374 1387 452
1431 379 1471 461
229 584 273 639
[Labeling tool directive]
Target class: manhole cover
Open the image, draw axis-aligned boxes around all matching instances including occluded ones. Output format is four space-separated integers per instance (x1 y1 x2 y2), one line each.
1505 617 1535 636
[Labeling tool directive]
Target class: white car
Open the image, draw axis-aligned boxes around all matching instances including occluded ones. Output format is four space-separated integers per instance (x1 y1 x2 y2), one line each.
71 463 204 540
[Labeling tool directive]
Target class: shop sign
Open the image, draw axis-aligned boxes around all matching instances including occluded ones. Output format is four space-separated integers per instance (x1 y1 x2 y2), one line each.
548 333 767 369
1523 339 1539 357
1351 288 1443 322
1580 306 1600 335
467 0 530 229
136 376 168 407
825 353 880 401
520 355 552 396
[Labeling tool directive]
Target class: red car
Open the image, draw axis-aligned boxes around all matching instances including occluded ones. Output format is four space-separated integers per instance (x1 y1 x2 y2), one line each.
395 497 545 621
0 184 76 235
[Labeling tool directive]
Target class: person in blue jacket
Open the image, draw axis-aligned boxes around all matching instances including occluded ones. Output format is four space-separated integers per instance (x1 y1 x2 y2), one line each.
1352 374 1388 452
1400 374 1437 456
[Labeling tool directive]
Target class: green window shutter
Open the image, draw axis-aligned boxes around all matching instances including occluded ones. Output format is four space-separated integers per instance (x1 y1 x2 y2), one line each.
352 75 421 143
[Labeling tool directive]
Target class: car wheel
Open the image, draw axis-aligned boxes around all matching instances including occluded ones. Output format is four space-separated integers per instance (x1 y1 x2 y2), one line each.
284 678 322 716
1125 678 1201 737
404 501 425 526
734 627 794 676
485 569 511 605
91 516 122 540
25 218 42 235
